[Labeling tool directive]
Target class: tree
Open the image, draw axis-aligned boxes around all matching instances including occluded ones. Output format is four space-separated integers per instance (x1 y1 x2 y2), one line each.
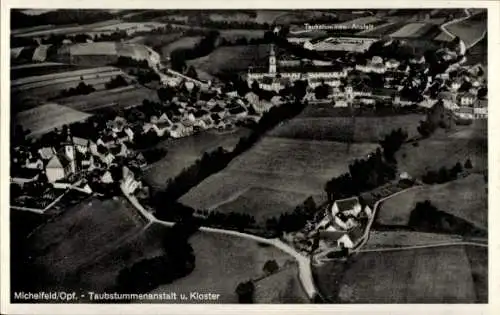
314 83 329 100
186 66 199 79
235 281 255 303
262 260 279 275
464 159 473 169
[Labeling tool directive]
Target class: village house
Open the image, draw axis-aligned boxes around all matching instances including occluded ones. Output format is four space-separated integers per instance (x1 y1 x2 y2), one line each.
72 136 96 154
45 154 73 183
459 92 476 106
474 106 488 119
38 147 56 161
25 157 44 170
454 107 475 120
393 95 414 106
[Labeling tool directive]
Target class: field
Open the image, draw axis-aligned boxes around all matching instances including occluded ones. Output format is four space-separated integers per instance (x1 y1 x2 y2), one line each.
15 103 92 137
254 263 310 303
389 22 432 38
144 128 252 191
26 197 148 291
445 12 487 48
142 231 296 303
10 63 86 80
186 44 269 76
214 187 312 223
255 11 289 24
74 222 169 294
12 66 125 91
13 19 123 38
364 230 465 249
56 84 159 113
314 245 485 303
376 174 487 229
179 137 374 210
160 36 202 56
396 120 487 178
464 35 487 66
219 29 265 41
268 114 424 143
357 21 407 36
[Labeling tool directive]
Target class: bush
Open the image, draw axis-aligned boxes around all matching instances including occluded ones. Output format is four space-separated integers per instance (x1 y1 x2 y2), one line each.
60 81 95 97
235 281 255 303
105 75 129 90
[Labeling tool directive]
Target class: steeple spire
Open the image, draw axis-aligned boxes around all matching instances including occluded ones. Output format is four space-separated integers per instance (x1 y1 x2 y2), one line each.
269 44 276 75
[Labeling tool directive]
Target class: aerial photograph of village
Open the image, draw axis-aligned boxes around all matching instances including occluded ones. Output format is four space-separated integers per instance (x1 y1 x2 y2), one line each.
9 8 487 304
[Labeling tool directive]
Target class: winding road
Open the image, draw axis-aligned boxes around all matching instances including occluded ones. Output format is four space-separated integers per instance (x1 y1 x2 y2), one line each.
440 8 486 49
120 182 318 299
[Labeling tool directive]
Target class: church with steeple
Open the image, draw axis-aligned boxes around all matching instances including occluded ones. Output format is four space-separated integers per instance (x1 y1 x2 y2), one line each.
246 43 348 92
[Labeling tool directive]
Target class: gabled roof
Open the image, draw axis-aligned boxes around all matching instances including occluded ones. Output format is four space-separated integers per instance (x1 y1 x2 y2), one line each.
347 225 365 242
72 136 90 147
46 154 70 169
334 196 360 212
38 147 55 160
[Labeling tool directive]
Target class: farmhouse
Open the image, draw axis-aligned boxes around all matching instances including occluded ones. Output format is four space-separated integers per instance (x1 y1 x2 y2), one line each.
45 154 73 183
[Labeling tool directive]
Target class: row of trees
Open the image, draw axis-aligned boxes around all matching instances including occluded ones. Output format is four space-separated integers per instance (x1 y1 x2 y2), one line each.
105 75 129 90
325 128 408 201
115 218 199 294
153 100 308 220
408 200 486 237
59 81 96 98
170 31 220 72
422 160 472 184
265 197 318 234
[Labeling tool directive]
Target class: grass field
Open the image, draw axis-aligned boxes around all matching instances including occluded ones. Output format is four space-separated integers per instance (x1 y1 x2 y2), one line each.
315 245 483 303
214 187 312 223
396 120 487 178
160 36 202 56
143 231 296 303
389 23 430 38
465 245 488 302
219 29 265 41
268 114 423 143
15 103 92 137
144 128 252 191
186 44 269 76
358 21 407 37
13 19 123 38
10 63 86 80
364 230 464 249
464 35 487 66
376 174 487 229
27 197 148 291
56 84 159 113
254 263 310 303
179 137 373 210
445 12 487 48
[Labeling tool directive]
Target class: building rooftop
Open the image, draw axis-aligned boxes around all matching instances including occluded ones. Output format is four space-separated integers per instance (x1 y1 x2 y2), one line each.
335 196 360 212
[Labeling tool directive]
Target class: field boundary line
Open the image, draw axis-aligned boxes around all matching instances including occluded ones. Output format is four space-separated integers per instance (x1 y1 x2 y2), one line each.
359 241 488 253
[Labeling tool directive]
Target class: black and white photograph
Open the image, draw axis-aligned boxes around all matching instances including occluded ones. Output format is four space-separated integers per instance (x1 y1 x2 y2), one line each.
1 1 497 314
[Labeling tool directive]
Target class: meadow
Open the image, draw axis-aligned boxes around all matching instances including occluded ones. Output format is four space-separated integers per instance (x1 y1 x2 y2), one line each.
27 197 148 291
445 12 487 48
376 174 487 229
186 44 269 76
144 128 252 191
179 137 375 210
15 103 92 137
314 245 484 303
268 114 424 143
143 231 296 303
395 120 487 178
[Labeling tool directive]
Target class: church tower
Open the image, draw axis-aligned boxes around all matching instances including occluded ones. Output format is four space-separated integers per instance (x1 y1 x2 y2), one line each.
269 44 277 75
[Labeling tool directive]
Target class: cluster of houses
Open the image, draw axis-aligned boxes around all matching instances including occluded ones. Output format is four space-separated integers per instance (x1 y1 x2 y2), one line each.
314 196 372 251
10 119 145 200
246 40 487 120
